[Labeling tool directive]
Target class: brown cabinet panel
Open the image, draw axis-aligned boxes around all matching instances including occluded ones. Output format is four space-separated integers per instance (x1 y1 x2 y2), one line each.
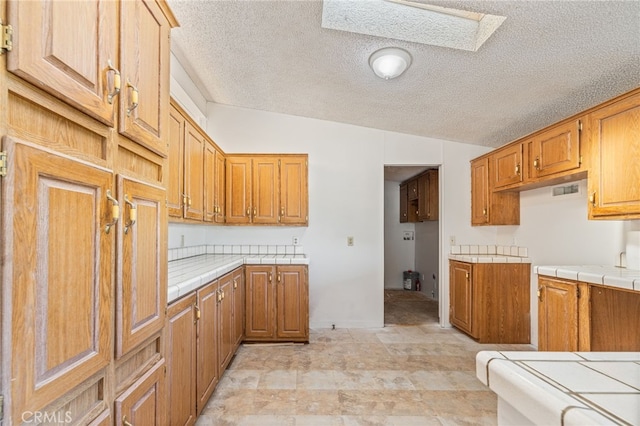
245 266 277 339
252 156 279 224
280 155 309 225
218 273 235 373
417 170 438 221
183 123 205 221
8 0 117 125
587 91 640 219
233 269 245 349
470 157 519 226
196 281 219 415
115 359 166 426
167 104 186 217
407 178 418 201
116 176 167 358
399 183 408 223
589 286 640 351
449 262 473 336
226 156 252 224
119 0 171 156
214 150 226 223
537 277 578 351
4 138 114 422
167 294 197 426
276 266 309 340
204 142 217 222
529 120 582 179
491 143 524 189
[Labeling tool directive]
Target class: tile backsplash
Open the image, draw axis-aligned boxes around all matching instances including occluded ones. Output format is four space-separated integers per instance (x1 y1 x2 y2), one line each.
450 245 528 258
168 244 305 262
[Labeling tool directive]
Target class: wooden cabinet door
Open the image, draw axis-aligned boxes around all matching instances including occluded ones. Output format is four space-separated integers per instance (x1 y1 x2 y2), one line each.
232 269 245 349
276 266 309 341
166 295 197 426
119 0 171 156
399 183 408 223
418 170 438 221
204 141 216 222
7 0 117 126
196 281 219 415
226 156 252 224
214 150 226 223
537 277 578 351
491 143 523 188
449 261 473 336
530 120 582 179
218 273 235 372
407 178 418 201
589 286 640 351
183 123 205 220
167 103 185 218
280 155 308 225
3 137 113 422
252 156 279 224
116 176 167 358
471 158 489 225
587 92 640 219
115 360 166 426
245 266 276 339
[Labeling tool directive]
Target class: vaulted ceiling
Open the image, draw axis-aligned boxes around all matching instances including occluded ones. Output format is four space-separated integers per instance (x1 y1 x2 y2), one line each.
167 0 640 148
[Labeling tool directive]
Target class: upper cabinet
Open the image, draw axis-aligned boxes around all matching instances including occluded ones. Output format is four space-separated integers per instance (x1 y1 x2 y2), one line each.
587 90 640 220
226 154 309 226
8 0 177 156
472 87 639 225
398 169 439 223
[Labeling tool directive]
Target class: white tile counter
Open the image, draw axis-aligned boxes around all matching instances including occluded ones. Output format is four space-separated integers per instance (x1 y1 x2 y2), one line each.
448 244 531 263
476 351 640 425
167 244 309 303
534 265 640 292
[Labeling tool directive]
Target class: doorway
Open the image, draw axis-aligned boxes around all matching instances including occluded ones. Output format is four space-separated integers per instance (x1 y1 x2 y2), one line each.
383 165 440 325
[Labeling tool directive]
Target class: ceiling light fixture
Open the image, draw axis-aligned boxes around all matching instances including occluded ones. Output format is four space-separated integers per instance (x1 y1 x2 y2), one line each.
369 47 412 80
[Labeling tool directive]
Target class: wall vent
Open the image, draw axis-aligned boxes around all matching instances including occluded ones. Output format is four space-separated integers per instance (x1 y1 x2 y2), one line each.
552 183 580 197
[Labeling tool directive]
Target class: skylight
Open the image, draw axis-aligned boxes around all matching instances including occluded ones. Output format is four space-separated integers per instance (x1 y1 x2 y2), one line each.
321 0 506 52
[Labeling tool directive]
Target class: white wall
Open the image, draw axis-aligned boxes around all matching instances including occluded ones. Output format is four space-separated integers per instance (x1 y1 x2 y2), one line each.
383 180 415 289
415 220 439 299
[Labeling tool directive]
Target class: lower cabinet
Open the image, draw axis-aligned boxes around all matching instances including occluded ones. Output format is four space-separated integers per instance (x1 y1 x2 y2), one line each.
449 260 530 343
166 267 246 421
245 265 309 342
115 360 167 426
538 275 640 351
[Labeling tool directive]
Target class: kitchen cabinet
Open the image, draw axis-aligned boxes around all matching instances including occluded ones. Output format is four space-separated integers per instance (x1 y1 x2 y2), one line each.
491 143 524 189
526 119 583 180
399 183 409 223
226 155 309 225
233 268 246 349
115 359 167 426
407 178 418 201
166 294 197 426
449 261 530 343
586 90 640 220
196 280 220 416
537 276 578 351
245 265 309 342
1 1 177 423
417 169 438 221
470 157 519 226
218 272 235 373
168 100 226 223
537 275 640 351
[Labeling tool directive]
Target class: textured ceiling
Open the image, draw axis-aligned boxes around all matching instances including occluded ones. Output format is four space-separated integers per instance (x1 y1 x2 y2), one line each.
167 0 640 148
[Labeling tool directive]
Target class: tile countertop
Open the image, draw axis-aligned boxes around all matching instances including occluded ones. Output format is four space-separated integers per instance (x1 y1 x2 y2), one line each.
448 244 531 264
168 253 309 303
534 265 640 292
476 351 640 425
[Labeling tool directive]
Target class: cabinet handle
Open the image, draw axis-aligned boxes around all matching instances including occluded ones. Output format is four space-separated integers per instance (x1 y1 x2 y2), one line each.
281 207 285 216
124 194 137 234
222 290 225 300
182 193 188 208
482 208 487 216
465 272 469 280
233 279 237 289
277 273 281 282
122 416 133 426
253 207 257 216
105 189 120 234
217 290 222 302
515 163 521 176
589 192 596 207
194 304 201 322
533 157 540 170
246 208 251 217
537 287 543 302
269 273 272 283
106 59 121 104
126 80 139 116
187 196 192 207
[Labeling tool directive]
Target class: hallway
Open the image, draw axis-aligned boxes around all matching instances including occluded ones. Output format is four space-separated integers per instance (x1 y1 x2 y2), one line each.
195 290 533 425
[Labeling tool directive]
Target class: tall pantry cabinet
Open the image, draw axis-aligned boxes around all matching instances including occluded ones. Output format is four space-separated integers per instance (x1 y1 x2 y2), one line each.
0 1 178 424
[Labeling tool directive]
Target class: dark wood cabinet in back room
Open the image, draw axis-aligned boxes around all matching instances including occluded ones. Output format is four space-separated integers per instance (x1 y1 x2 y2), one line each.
398 169 439 223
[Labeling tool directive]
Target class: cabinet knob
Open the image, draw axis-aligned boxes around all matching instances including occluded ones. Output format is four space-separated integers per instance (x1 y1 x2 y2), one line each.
124 194 137 234
537 288 543 301
106 59 121 104
533 157 540 170
105 189 120 234
123 416 133 426
589 192 597 207
126 80 139 116
483 208 487 216
515 163 521 176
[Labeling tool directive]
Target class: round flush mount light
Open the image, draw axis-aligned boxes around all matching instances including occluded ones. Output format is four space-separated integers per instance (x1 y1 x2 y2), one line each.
369 47 412 80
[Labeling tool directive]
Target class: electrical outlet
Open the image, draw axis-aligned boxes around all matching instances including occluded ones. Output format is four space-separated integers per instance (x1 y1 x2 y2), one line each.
347 236 354 246
449 236 456 246
292 236 299 245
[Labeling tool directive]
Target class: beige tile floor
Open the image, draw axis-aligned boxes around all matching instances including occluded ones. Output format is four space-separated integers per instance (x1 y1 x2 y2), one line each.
195 290 534 425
